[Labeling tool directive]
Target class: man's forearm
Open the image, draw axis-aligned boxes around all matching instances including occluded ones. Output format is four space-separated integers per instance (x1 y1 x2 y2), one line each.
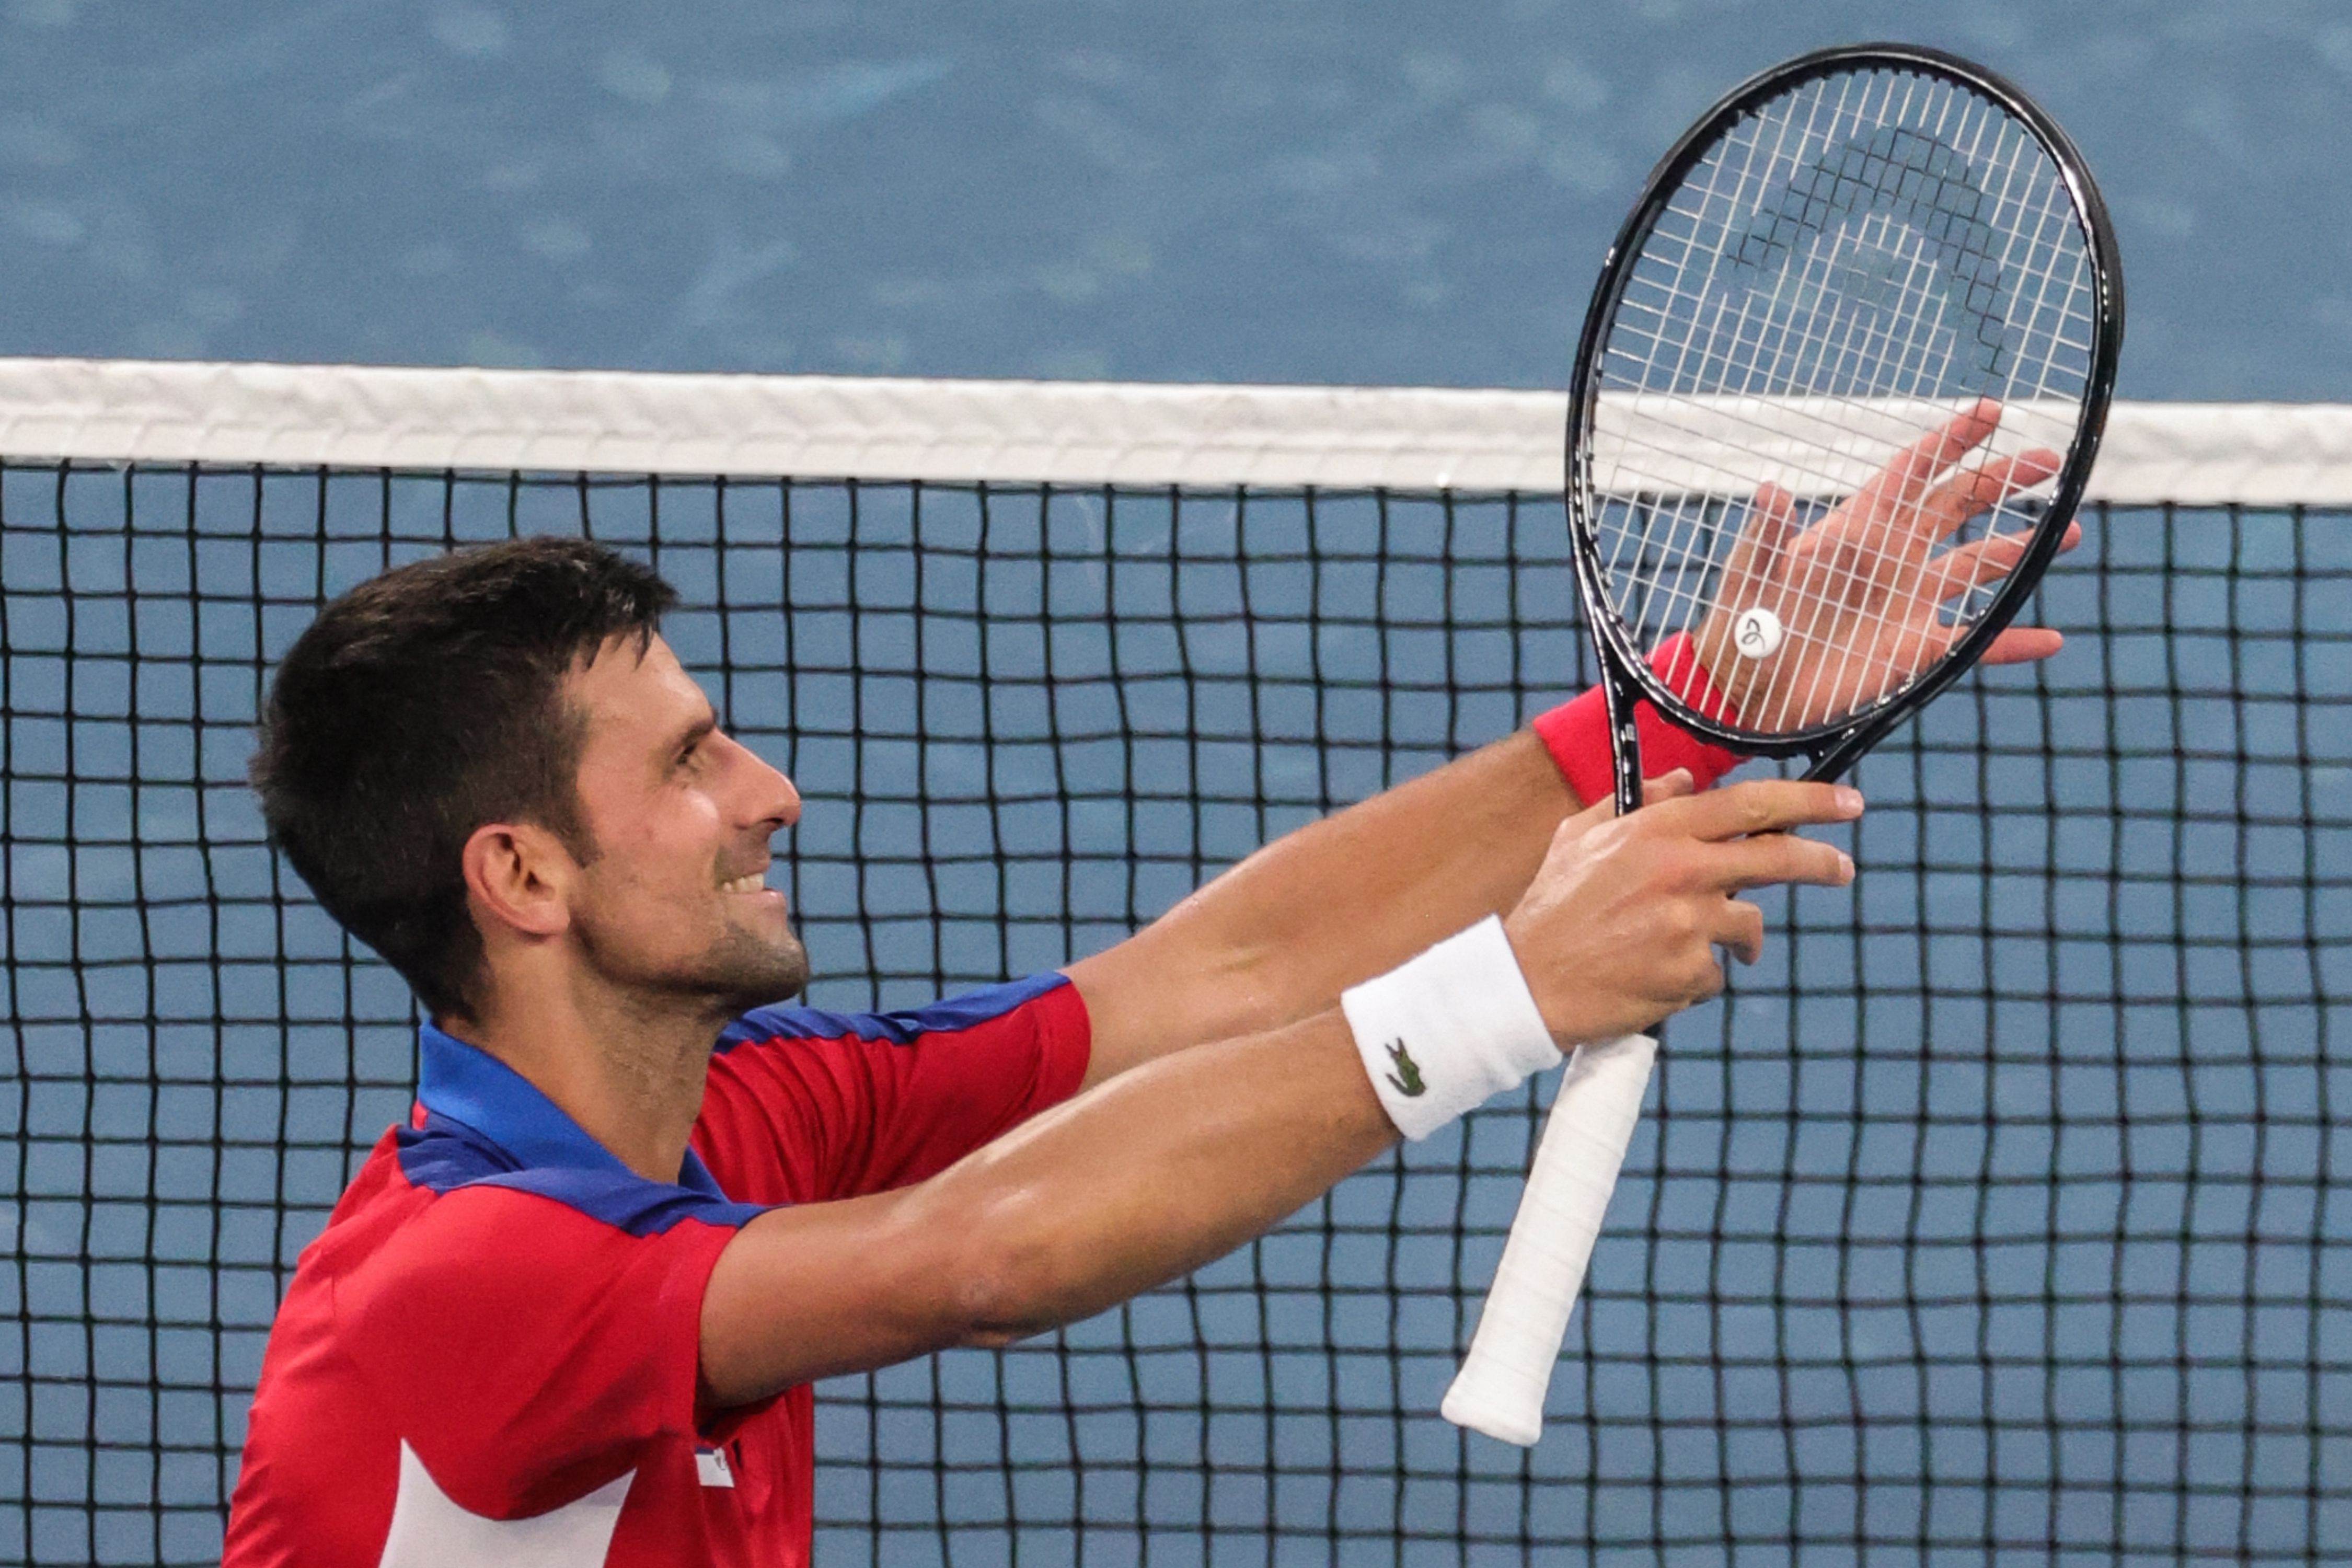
914 1010 1394 1342
700 1009 1394 1403
1066 728 1581 1082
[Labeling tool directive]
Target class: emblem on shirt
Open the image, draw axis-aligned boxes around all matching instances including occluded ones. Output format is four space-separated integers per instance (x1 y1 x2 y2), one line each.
695 1443 736 1489
1382 1039 1425 1097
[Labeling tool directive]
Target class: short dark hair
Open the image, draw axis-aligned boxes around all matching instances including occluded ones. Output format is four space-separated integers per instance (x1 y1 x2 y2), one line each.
250 537 677 1019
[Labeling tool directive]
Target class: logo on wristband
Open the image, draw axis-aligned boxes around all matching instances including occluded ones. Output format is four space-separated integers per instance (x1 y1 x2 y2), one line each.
1383 1040 1426 1097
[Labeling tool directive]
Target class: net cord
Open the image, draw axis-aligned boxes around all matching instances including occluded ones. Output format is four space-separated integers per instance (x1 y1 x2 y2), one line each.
0 358 2327 504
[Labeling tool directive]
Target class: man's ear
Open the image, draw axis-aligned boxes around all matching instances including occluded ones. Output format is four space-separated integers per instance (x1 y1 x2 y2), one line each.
460 820 579 941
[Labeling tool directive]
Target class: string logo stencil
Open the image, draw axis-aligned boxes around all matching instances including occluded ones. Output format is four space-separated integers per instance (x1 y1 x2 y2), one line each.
1732 606 1783 659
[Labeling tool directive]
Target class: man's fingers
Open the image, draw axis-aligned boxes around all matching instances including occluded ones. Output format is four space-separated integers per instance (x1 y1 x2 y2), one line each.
1714 483 1795 609
1926 515 2080 597
1978 626 2065 665
1840 405 2007 578
1924 531 2033 600
1558 764 1697 832
1637 777 1864 843
1705 831 1855 894
1641 768 1697 806
1923 447 2061 539
1712 899 1766 966
1850 398 2001 522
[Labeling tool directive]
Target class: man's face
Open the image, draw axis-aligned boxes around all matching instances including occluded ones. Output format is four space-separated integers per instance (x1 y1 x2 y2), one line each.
559 633 808 1014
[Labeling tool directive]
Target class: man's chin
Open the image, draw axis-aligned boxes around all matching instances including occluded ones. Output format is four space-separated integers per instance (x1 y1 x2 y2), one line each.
696 931 811 1016
575 915 810 1018
618 938 809 1019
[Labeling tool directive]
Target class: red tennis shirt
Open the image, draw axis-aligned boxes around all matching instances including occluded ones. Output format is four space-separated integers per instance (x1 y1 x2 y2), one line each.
222 973 1091 1567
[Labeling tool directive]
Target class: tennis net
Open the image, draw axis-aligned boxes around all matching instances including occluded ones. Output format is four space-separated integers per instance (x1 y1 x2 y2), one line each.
2 361 2346 1565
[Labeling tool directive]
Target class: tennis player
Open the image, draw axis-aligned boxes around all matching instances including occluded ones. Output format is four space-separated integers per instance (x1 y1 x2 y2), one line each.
223 444 2067 1564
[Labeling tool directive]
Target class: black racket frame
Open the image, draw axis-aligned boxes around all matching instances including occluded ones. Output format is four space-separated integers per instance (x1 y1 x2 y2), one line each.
1565 42 2125 816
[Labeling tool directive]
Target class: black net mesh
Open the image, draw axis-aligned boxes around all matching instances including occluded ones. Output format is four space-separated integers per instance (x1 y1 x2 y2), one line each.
1 464 2345 1564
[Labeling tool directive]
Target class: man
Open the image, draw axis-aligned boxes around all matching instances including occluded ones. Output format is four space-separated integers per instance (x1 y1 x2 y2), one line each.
222 414 2064 1566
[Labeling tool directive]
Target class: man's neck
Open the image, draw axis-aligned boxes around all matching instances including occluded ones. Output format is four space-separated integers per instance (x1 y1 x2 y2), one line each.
442 979 727 1184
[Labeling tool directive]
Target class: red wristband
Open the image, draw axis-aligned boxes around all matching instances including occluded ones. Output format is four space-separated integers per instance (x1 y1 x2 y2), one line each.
1531 632 1746 807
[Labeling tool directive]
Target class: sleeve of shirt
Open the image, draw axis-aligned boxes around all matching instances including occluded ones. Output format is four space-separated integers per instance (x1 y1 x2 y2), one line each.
330 1180 747 1521
692 972 1092 1206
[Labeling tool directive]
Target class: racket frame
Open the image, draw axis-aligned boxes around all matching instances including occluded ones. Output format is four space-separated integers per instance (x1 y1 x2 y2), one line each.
1454 44 2125 1449
1565 41 2125 810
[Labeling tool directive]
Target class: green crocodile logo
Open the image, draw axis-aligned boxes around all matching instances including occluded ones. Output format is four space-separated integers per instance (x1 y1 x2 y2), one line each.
1383 1039 1426 1097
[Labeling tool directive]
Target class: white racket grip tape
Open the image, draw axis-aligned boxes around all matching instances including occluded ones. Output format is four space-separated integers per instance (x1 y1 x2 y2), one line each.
1440 1033 1657 1446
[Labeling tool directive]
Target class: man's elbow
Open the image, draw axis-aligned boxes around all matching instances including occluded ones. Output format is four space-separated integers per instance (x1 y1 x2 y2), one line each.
929 1190 1091 1351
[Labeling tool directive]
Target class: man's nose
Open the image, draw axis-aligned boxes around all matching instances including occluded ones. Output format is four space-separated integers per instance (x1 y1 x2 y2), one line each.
716 730 800 828
767 767 802 829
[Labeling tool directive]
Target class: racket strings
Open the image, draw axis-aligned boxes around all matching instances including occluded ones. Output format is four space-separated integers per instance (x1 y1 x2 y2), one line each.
1605 78 1986 680
1597 88 1844 644
1695 140 2080 696
1586 63 2098 739
1627 78 2083 727
1627 88 2024 559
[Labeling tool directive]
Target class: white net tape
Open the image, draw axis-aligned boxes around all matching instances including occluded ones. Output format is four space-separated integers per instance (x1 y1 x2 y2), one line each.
0 358 2340 506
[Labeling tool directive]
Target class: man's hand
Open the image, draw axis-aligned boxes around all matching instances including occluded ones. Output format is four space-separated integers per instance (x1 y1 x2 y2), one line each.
1689 398 2079 735
1503 771 1861 1045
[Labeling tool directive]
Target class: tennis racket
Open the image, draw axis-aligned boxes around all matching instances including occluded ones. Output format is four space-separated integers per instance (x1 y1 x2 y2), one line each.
1442 42 2123 1447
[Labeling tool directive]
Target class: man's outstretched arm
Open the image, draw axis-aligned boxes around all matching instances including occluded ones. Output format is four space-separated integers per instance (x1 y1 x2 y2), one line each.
1067 406 2082 1089
1063 728 1589 1087
700 779 1860 1407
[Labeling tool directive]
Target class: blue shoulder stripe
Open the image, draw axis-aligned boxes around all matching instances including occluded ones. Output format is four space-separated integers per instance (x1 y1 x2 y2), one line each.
468 1166 766 1236
714 971 1068 1053
395 1120 766 1236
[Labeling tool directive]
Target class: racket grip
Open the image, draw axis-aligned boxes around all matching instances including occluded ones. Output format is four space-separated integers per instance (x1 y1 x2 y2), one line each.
1440 1033 1656 1446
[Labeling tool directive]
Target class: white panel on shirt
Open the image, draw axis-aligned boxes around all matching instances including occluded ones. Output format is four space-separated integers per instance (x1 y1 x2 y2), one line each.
695 1445 735 1488
378 1440 632 1568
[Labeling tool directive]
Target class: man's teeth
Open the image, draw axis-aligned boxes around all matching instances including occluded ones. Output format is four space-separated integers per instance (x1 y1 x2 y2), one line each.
721 872 766 895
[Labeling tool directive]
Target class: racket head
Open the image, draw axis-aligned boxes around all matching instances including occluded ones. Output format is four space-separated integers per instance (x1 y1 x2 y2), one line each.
1565 43 2123 778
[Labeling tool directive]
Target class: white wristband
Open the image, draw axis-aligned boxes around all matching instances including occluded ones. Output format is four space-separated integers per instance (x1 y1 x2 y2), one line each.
1340 915 1562 1141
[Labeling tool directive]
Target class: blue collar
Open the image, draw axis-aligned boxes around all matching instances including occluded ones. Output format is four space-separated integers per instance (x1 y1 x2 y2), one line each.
416 1022 730 1201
